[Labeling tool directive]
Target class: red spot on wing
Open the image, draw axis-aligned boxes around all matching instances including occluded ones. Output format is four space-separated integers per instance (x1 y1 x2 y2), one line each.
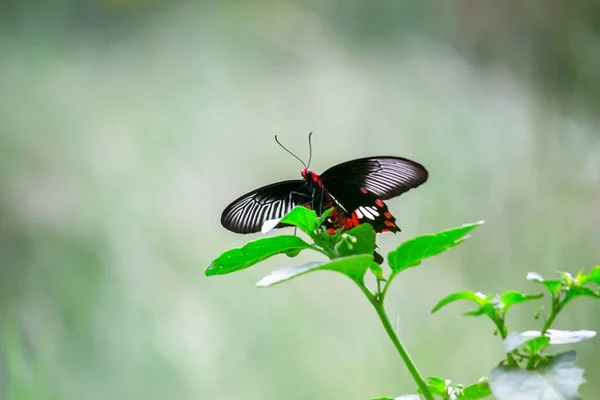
384 212 392 219
360 187 368 194
352 212 360 226
384 220 396 227
328 228 336 234
375 199 384 207
381 229 391 233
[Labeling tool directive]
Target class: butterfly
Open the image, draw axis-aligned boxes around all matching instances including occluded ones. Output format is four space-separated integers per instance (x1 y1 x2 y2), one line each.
221 131 429 227
220 134 428 262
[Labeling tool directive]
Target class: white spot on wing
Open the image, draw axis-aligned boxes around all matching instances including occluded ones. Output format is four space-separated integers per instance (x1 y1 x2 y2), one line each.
355 208 364 219
261 218 282 234
368 206 380 217
359 206 375 220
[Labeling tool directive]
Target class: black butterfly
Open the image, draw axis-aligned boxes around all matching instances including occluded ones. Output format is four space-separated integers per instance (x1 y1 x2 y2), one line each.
221 136 428 239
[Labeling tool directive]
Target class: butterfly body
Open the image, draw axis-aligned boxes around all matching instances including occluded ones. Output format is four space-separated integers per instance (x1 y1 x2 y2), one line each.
221 156 428 236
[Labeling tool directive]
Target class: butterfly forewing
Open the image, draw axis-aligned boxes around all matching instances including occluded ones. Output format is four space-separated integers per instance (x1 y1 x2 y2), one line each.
320 156 428 200
220 180 309 234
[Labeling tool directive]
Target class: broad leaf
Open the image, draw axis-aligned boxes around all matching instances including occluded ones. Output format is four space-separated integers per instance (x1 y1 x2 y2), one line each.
256 254 374 287
499 291 544 316
527 273 563 297
461 378 492 399
388 221 483 274
563 286 600 305
279 206 320 235
490 351 584 400
206 235 313 276
337 223 376 257
431 291 488 313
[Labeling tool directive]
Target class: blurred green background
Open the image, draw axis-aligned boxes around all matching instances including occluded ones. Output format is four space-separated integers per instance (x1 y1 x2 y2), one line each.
1 1 599 399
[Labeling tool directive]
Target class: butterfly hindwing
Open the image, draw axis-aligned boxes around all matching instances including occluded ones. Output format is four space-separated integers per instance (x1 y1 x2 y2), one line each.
321 189 400 233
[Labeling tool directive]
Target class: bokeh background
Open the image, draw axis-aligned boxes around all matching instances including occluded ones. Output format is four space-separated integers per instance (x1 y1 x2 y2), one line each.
1 1 599 399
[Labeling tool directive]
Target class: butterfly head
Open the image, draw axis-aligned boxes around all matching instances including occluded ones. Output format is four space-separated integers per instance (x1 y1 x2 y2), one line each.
302 167 322 186
301 167 312 180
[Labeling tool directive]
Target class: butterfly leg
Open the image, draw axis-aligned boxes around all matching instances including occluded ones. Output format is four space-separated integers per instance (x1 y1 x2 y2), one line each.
318 188 325 217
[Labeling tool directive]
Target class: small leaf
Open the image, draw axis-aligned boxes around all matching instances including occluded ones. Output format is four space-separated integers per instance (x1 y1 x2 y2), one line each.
431 291 487 313
504 329 596 354
462 378 492 399
317 207 335 226
388 221 483 274
206 235 313 276
499 291 544 316
490 351 584 400
279 206 320 235
563 286 600 305
463 295 499 319
504 332 550 354
257 254 373 287
337 223 376 257
560 272 575 286
369 262 384 279
422 376 448 396
527 273 563 297
580 266 600 286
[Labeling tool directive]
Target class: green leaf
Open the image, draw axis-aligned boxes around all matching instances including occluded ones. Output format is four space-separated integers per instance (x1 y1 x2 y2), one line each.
388 221 483 274
206 235 314 276
461 378 492 399
580 265 600 286
563 286 600 305
256 254 374 287
560 272 576 286
526 336 552 355
499 291 544 316
504 329 596 354
337 223 376 257
423 376 448 396
527 273 563 297
431 291 488 313
278 206 320 235
489 351 584 400
463 295 500 319
369 261 384 279
504 331 551 354
317 207 335 226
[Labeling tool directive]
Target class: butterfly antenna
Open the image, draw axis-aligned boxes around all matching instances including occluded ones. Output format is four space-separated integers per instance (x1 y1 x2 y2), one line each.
274 135 307 168
306 132 314 168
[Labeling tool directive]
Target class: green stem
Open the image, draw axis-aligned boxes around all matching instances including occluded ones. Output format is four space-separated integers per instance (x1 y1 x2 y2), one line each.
370 299 434 400
541 298 561 335
492 316 518 367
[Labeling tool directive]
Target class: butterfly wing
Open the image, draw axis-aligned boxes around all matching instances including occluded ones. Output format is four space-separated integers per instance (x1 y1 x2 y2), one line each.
320 156 428 200
220 180 309 234
322 190 401 233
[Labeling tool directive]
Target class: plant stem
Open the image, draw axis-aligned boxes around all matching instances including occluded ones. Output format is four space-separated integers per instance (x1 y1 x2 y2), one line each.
371 299 435 400
541 298 561 335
